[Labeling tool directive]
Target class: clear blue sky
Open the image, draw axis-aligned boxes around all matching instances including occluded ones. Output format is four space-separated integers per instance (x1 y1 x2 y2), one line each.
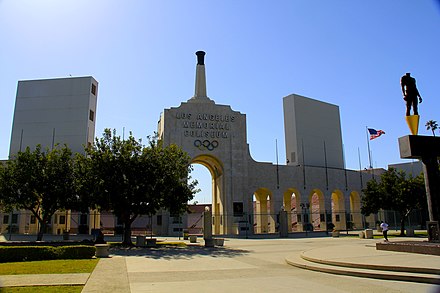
1 1 439 203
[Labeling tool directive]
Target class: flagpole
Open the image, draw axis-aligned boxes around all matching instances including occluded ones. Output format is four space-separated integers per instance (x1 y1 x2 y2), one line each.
275 139 279 189
323 141 328 190
358 147 363 188
366 126 372 169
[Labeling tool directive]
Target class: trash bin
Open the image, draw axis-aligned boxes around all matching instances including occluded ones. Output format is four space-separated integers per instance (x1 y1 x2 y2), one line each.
183 229 189 240
427 221 439 242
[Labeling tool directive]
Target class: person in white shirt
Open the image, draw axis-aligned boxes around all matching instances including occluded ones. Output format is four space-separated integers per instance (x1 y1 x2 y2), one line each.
380 221 389 241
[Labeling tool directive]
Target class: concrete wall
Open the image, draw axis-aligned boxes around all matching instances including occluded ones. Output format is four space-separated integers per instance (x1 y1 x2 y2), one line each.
389 161 423 177
9 76 98 157
283 94 344 169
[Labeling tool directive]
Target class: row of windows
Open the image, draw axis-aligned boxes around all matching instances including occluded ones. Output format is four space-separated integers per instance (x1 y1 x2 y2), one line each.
91 83 97 95
2 214 169 227
2 214 67 225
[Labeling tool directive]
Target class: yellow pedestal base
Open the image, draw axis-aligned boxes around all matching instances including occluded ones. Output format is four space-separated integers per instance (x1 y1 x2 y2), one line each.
405 115 419 135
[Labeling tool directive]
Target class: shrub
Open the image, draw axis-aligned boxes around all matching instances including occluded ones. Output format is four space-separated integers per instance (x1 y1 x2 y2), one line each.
0 245 96 263
55 245 95 259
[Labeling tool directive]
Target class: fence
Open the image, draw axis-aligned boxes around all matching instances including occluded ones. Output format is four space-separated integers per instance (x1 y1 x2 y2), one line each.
0 208 429 236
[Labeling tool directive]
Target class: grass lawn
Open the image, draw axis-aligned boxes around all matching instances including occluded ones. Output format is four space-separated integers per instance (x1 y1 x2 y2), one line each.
1 285 83 292
0 259 99 275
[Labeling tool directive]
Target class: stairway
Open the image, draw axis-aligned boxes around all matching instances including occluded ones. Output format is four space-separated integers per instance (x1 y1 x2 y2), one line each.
285 250 440 284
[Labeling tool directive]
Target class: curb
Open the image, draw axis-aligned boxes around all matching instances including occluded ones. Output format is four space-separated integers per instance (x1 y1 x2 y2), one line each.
285 253 440 285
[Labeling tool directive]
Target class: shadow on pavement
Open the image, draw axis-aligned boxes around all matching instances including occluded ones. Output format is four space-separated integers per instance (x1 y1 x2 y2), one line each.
110 245 250 260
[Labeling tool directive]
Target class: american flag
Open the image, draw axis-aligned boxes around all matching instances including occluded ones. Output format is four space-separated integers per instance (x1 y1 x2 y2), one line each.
368 128 385 140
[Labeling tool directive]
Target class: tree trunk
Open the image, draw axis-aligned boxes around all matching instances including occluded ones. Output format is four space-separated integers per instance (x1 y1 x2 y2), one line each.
37 221 46 241
122 220 133 246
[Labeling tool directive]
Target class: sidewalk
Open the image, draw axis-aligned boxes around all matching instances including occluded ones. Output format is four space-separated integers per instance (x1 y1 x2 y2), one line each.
0 237 439 293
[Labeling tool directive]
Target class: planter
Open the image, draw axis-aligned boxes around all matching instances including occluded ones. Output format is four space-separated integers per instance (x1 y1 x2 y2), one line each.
364 229 373 239
332 231 340 237
95 244 110 258
189 235 197 243
146 238 157 247
204 238 214 247
214 238 224 246
406 228 415 237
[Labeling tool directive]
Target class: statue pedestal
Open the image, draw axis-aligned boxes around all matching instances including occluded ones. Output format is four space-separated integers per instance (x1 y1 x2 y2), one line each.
399 135 440 242
405 115 419 135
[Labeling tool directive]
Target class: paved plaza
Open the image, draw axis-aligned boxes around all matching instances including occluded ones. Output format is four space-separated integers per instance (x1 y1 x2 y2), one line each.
1 236 439 293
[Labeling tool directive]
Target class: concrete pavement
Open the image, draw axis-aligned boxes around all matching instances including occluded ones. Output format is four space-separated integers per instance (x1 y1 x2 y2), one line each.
0 236 439 293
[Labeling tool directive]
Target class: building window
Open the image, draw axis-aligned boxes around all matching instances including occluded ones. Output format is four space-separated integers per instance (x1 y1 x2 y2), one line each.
79 214 88 225
233 202 244 217
3 215 9 224
54 215 58 224
11 214 18 224
59 215 66 225
89 110 94 122
91 83 97 95
157 215 162 226
172 216 182 224
30 216 36 224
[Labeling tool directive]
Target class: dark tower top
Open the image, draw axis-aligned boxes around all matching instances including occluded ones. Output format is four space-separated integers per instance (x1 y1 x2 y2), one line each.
196 51 205 65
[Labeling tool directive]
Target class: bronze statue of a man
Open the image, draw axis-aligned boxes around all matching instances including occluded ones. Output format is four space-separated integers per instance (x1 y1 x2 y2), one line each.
401 72 422 116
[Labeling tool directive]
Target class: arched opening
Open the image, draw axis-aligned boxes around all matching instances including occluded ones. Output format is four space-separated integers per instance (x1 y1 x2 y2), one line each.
283 188 301 232
190 154 224 234
253 188 275 234
309 189 325 231
187 164 212 235
350 191 362 230
190 164 212 204
331 190 346 230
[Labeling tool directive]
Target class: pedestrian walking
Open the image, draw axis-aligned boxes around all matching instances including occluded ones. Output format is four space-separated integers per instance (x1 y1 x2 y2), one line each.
380 221 389 242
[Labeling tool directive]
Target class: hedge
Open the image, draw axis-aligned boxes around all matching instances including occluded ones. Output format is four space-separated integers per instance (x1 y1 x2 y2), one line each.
0 245 96 263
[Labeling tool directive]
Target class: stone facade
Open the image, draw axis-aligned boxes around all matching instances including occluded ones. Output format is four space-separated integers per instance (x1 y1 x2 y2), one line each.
158 52 375 235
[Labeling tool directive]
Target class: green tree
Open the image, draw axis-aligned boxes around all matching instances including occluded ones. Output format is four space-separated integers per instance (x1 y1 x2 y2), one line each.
0 145 76 241
361 168 425 236
76 129 196 245
425 120 438 137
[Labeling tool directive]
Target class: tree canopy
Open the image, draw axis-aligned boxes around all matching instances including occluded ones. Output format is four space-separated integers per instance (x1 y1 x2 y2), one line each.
361 167 425 235
0 145 76 241
425 120 438 137
76 129 197 245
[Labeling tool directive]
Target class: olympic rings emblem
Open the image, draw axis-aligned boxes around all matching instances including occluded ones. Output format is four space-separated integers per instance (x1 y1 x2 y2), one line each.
194 139 219 151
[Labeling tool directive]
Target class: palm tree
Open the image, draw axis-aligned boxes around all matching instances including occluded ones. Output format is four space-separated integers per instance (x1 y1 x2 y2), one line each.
425 120 438 137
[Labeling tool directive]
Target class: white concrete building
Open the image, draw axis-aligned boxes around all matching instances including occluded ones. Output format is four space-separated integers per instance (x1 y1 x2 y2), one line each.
1 76 98 236
9 76 98 157
283 94 344 169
